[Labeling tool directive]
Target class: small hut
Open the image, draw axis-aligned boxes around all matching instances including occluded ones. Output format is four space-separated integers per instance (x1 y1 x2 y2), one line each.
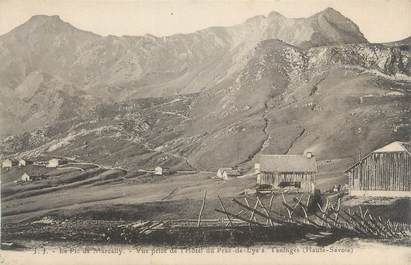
154 166 169 176
18 159 33 167
21 172 44 182
345 141 411 197
47 158 68 168
255 153 317 193
21 173 31 182
216 168 232 179
154 166 163 175
2 159 18 168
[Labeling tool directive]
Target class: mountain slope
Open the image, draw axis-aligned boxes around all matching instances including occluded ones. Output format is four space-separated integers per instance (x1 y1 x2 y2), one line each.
0 8 369 137
2 39 410 172
1 8 410 173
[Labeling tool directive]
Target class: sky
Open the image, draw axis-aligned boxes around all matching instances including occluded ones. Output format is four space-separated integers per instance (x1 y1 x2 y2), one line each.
0 0 410 43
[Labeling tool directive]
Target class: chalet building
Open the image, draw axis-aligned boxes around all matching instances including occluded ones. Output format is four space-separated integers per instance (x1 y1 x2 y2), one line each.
18 159 33 167
222 169 241 180
345 141 411 197
2 159 18 168
154 166 163 175
20 173 44 182
154 166 169 176
21 173 31 182
47 158 68 168
216 168 233 179
255 153 317 193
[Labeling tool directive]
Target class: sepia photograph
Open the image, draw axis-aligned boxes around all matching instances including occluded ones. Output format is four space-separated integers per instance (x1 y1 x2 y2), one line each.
0 0 410 264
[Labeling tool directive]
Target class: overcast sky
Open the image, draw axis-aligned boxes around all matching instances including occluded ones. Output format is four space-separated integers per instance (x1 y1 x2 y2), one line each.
0 0 410 42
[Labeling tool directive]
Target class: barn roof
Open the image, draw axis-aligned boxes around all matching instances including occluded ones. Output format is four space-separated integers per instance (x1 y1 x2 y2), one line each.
345 141 411 172
258 155 318 173
374 141 411 153
404 143 411 154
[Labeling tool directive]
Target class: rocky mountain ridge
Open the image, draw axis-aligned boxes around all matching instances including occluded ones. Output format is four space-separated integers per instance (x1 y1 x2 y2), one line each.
0 8 370 136
1 8 410 171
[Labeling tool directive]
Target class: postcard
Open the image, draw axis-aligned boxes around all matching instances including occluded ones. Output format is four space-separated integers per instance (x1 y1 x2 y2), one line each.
0 0 410 264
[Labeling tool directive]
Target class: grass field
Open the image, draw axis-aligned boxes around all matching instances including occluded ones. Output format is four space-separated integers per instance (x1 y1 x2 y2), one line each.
2 157 409 247
0 157 353 224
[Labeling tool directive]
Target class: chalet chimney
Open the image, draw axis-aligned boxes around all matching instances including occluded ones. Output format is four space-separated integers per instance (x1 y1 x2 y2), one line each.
254 163 261 172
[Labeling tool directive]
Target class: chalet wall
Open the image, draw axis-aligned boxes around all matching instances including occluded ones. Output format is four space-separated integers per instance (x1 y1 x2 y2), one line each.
348 152 411 192
258 171 315 192
350 190 411 197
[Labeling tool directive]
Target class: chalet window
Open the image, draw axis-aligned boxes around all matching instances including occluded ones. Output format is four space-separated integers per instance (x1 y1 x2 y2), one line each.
278 181 301 188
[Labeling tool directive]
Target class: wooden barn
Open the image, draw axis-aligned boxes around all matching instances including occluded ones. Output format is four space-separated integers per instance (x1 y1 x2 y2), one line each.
345 141 411 197
255 153 317 193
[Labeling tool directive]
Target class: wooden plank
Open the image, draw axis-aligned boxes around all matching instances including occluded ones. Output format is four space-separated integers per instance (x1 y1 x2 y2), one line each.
250 199 259 224
232 198 285 225
214 209 263 227
256 196 273 226
217 195 233 227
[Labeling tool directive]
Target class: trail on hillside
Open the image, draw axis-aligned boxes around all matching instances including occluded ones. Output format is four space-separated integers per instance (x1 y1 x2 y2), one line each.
161 187 179 201
236 101 271 167
284 128 306 154
121 124 197 170
142 142 197 170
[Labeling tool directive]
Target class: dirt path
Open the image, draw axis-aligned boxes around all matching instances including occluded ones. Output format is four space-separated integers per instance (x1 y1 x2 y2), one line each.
236 100 271 167
161 187 179 200
284 128 306 154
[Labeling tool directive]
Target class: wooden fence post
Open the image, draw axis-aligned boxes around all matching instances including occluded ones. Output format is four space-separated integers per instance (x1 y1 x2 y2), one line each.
197 190 207 228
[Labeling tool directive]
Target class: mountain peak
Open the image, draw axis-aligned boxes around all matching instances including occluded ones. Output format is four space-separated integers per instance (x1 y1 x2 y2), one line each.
25 15 67 28
322 7 339 14
267 10 285 18
245 15 266 24
3 14 101 40
307 7 368 45
7 14 74 35
29 14 63 21
311 7 347 19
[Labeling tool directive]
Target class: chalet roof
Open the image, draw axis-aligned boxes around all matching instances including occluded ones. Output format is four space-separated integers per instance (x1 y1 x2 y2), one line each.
49 158 66 161
345 141 411 172
155 166 169 170
3 158 18 162
21 172 42 177
20 165 49 176
223 169 241 176
19 158 33 162
258 155 318 173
